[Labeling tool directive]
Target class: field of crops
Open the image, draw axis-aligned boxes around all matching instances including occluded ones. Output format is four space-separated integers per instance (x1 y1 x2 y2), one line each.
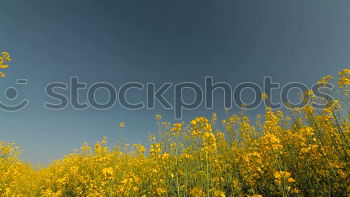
1 53 350 197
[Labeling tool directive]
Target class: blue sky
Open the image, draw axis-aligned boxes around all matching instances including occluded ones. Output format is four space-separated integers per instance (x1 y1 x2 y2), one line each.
1 0 350 165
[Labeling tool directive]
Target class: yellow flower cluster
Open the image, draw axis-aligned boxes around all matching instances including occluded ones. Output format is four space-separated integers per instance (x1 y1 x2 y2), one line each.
1 69 350 196
338 69 350 88
0 52 11 77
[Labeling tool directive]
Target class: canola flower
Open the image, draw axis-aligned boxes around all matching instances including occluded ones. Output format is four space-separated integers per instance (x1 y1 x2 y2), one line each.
119 122 125 128
1 66 350 196
0 51 11 77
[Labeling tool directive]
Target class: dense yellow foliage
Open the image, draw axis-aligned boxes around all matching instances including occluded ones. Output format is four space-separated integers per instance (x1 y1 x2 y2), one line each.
5 104 350 197
0 54 349 196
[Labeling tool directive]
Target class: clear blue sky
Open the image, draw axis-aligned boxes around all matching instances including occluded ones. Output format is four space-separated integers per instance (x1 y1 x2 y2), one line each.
0 0 349 165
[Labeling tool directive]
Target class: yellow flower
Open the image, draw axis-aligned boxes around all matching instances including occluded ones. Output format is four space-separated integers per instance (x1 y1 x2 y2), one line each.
102 167 114 176
318 75 333 86
189 187 205 197
214 190 226 197
155 114 162 120
0 52 10 78
1 52 10 58
262 92 269 100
